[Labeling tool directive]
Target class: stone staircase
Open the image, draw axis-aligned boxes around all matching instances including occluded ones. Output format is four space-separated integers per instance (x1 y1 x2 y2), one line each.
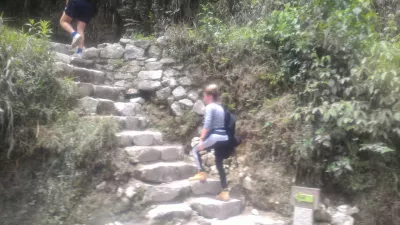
51 41 288 225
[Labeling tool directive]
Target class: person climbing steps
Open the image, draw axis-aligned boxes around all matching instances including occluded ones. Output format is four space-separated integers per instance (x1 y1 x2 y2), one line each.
59 0 96 57
188 84 237 202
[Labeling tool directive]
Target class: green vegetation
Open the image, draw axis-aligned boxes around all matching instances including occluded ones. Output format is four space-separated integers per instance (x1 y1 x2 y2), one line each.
167 0 400 222
0 21 120 225
0 25 77 158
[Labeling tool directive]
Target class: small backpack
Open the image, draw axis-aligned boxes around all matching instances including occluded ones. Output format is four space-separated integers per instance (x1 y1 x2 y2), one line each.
223 107 242 148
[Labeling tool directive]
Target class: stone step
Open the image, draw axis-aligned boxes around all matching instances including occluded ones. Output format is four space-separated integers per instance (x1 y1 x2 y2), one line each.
78 97 117 115
79 97 141 116
146 203 193 222
134 162 197 183
188 197 244 220
83 116 149 130
141 179 222 203
116 130 163 147
209 214 287 225
71 57 95 69
125 145 184 163
77 82 126 101
54 62 106 85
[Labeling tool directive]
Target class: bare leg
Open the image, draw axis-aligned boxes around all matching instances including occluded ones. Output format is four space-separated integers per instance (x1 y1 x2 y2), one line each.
60 13 75 34
76 20 87 49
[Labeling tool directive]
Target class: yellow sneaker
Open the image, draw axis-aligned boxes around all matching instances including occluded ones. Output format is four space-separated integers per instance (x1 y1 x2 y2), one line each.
188 172 207 182
216 191 230 201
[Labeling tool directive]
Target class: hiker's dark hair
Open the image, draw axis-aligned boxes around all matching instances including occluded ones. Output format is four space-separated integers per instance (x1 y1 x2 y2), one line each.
204 84 220 100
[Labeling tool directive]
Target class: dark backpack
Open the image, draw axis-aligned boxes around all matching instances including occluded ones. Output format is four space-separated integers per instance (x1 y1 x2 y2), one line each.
223 107 242 148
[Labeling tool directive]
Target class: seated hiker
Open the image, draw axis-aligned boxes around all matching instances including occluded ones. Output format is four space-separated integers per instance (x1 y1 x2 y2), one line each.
189 84 235 202
60 0 96 57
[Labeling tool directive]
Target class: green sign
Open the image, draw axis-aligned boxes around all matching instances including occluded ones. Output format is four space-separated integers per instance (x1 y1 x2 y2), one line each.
294 192 314 203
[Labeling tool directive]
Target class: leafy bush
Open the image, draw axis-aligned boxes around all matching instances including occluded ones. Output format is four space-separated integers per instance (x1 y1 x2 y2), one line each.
0 25 77 158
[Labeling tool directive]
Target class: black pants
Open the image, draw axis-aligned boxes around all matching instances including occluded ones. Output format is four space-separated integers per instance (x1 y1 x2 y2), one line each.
195 141 228 189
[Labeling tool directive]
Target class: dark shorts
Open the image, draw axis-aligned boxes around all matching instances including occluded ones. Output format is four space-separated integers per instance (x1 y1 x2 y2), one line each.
65 0 94 24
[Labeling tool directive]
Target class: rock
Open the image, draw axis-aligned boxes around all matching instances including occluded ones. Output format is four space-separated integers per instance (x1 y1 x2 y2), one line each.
156 36 169 46
173 65 184 70
138 70 163 80
119 38 131 45
82 47 100 59
145 62 164 70
135 162 197 183
96 99 117 115
188 91 199 101
167 96 175 106
116 130 163 147
184 64 203 78
331 211 354 225
0 108 4 124
125 145 183 163
137 80 162 91
336 205 359 216
100 44 125 59
145 58 158 62
133 40 152 49
171 102 183 116
126 88 140 98
77 83 94 98
162 77 178 88
252 209 259 216
114 80 132 88
179 99 194 109
71 57 94 68
96 181 107 191
124 186 136 198
143 180 190 203
242 176 255 191
117 60 141 73
163 69 181 78
148 45 162 58
315 209 332 222
55 52 70 64
211 214 286 225
172 86 187 100
147 203 192 221
189 197 243 220
193 100 205 115
79 97 98 114
98 43 111 48
115 102 140 116
160 58 176 65
50 42 74 55
114 72 135 81
156 87 172 101
124 44 145 60
190 179 221 195
93 86 124 101
130 97 145 104
178 77 192 86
